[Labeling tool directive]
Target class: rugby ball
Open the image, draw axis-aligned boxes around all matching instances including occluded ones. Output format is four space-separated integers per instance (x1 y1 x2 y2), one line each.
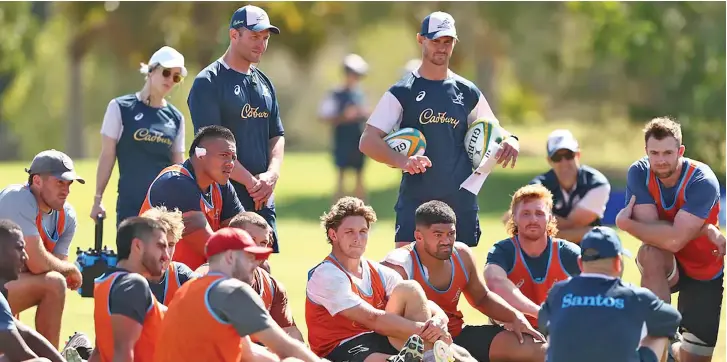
464 118 510 168
384 128 427 157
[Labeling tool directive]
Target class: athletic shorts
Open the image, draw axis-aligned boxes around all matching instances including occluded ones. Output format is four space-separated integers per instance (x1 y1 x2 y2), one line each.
452 324 505 362
637 346 659 362
334 139 365 171
395 201 481 247
325 332 398 362
670 261 724 355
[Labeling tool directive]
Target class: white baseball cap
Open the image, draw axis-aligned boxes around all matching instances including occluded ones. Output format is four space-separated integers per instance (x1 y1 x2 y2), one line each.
343 54 369 76
546 129 579 157
229 5 280 34
143 46 187 77
420 11 458 40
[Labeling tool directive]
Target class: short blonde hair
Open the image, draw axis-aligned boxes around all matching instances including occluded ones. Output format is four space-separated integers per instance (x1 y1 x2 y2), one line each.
140 206 184 242
228 212 270 231
506 184 558 237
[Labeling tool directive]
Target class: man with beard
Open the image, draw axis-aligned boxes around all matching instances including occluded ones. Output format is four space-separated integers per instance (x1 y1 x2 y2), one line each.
90 217 170 362
383 200 546 362
139 125 245 271
616 117 724 362
155 228 321 362
140 206 197 305
484 184 582 330
0 219 67 362
0 149 85 348
188 5 285 254
359 11 520 249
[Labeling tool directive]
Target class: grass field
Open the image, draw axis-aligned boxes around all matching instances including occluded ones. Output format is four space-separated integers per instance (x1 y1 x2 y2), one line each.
1 152 724 360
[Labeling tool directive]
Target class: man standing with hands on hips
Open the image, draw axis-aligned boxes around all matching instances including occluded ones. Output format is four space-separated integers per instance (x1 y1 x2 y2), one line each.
188 5 285 253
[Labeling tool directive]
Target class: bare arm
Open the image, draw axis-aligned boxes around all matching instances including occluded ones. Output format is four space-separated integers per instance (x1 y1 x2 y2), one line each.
482 264 541 318
23 236 77 276
110 315 142 362
239 336 280 362
0 329 38 362
619 204 708 253
555 207 599 229
339 302 424 341
459 247 523 323
251 324 321 362
267 136 285 177
94 136 117 203
359 125 408 169
230 160 257 189
554 226 593 244
14 322 64 362
171 152 184 164
381 261 449 326
181 211 215 257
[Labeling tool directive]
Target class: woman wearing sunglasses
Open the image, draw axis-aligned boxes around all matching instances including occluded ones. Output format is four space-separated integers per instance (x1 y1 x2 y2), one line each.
92 46 188 227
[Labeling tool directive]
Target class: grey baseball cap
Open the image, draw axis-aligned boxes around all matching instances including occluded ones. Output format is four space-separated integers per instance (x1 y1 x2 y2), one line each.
25 149 85 184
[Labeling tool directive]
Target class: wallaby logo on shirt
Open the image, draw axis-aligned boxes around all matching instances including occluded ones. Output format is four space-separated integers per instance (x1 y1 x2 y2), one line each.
452 92 464 106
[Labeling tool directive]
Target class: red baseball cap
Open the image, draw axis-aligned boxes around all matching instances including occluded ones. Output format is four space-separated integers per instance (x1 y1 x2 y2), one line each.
205 227 273 260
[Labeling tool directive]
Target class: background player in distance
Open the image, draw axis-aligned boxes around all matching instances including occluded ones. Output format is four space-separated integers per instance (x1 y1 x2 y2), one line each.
0 220 67 362
140 206 197 306
0 149 85 348
196 212 303 342
359 11 520 249
503 129 611 243
617 117 724 362
155 228 321 362
139 125 244 271
383 200 546 362
306 197 457 362
485 184 581 329
90 217 170 362
539 227 681 362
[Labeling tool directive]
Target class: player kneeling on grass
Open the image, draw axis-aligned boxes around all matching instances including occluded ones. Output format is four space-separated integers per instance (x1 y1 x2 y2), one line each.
306 197 459 362
195 211 303 342
140 206 198 306
0 220 68 362
383 200 546 362
484 184 581 330
539 227 681 362
156 228 321 362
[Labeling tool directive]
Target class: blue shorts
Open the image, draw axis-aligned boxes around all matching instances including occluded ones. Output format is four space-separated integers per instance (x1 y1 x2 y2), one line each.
333 138 365 171
394 200 481 247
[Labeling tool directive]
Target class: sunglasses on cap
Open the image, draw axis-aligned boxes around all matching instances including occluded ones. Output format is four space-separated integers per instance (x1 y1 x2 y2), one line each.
155 67 183 84
550 150 576 162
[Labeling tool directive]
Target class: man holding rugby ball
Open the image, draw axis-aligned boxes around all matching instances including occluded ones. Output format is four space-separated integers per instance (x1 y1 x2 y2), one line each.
359 11 520 248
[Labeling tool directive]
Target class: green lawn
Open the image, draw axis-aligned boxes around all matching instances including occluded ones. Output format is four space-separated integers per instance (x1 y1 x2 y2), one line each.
0 153 723 361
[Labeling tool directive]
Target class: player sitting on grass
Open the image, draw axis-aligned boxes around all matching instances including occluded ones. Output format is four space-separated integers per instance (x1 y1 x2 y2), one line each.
383 200 546 362
539 227 681 362
0 219 68 362
139 125 245 271
140 206 198 305
306 197 458 362
89 217 170 362
195 211 303 342
156 228 320 362
484 184 581 330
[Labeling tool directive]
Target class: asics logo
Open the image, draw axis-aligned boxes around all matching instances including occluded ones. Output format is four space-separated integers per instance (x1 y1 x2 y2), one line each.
416 91 426 102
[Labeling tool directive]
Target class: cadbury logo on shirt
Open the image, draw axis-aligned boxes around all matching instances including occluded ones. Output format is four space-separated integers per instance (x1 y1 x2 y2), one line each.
133 128 173 146
418 108 461 128
240 103 269 120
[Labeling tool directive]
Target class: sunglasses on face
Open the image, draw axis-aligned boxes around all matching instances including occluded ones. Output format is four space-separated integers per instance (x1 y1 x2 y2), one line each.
159 68 183 83
551 151 576 162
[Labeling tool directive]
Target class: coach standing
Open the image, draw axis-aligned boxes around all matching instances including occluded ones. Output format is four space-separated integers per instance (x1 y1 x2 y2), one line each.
188 5 284 253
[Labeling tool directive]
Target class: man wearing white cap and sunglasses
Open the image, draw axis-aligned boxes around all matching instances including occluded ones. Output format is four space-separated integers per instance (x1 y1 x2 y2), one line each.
360 11 521 250
504 129 611 243
188 4 286 255
0 150 85 348
93 45 187 227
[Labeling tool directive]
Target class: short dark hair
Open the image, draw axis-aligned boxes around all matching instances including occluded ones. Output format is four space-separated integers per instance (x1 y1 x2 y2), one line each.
643 117 682 145
415 200 456 227
0 220 22 247
188 125 236 158
116 217 166 260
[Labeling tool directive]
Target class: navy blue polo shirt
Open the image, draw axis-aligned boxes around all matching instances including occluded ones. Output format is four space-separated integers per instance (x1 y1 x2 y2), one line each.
539 274 681 362
367 70 492 211
530 165 610 226
187 60 284 209
107 94 184 225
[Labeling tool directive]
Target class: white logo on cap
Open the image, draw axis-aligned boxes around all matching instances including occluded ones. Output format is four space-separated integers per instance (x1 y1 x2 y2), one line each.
62 157 73 170
416 91 426 102
134 113 144 121
234 85 241 96
246 6 269 26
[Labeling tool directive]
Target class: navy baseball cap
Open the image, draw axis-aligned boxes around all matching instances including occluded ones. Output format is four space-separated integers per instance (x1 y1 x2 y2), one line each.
229 5 280 34
581 227 632 261
420 11 458 40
